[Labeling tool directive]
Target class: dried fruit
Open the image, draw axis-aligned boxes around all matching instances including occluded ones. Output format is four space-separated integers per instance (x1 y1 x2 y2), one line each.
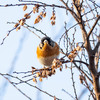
39 77 43 82
24 13 31 19
16 26 21 31
46 70 51 76
36 72 40 77
23 5 27 11
42 70 46 77
34 15 42 24
33 4 40 13
59 67 62 71
43 12 46 17
54 96 56 100
14 23 19 28
52 69 56 74
79 75 85 84
32 66 36 69
50 12 56 25
24 13 29 17
33 78 37 83
26 16 31 19
51 21 55 25
19 19 25 26
76 46 82 51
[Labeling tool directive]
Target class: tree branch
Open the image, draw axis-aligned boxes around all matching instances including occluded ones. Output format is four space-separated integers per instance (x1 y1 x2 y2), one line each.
87 16 100 39
73 62 93 84
62 59 89 67
60 0 80 22
0 73 61 100
70 64 78 100
93 41 100 55
0 3 66 9
61 58 93 84
0 73 32 100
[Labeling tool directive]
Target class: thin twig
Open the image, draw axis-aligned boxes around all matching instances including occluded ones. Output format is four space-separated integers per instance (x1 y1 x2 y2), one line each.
24 23 47 37
88 0 100 8
70 64 78 100
23 25 41 39
62 89 75 100
0 27 16 45
62 59 89 67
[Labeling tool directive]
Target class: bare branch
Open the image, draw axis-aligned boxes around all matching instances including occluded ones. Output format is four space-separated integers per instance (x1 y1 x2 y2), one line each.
23 25 42 39
0 73 32 100
0 3 66 9
93 41 100 55
0 27 16 45
87 16 100 39
24 23 47 37
60 50 93 84
62 59 89 67
60 0 80 22
88 0 100 8
0 73 61 100
83 78 96 99
62 89 75 100
70 64 78 100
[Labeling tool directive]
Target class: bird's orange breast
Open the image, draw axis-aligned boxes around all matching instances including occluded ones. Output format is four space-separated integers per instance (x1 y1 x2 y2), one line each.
36 42 59 58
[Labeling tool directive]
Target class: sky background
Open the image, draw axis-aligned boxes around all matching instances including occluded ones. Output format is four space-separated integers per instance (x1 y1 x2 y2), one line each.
0 0 100 100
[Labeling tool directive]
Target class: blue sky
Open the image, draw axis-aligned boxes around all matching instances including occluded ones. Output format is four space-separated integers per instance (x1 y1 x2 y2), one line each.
0 0 99 100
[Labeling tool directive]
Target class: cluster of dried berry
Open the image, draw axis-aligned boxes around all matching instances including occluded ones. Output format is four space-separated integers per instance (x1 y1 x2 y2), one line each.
79 75 86 84
68 45 82 62
50 12 56 25
32 59 62 83
14 4 56 31
33 4 40 13
34 11 46 24
14 4 31 31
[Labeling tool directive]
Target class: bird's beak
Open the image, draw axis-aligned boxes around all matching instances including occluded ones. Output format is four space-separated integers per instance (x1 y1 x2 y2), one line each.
43 40 48 44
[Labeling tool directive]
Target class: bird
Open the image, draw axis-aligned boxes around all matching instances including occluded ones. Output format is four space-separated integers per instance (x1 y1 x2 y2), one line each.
36 37 60 67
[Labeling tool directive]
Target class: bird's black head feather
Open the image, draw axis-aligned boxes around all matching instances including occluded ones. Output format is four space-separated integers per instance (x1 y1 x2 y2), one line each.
41 37 55 47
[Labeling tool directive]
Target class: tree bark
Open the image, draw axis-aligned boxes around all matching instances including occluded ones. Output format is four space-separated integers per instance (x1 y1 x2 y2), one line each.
89 54 100 100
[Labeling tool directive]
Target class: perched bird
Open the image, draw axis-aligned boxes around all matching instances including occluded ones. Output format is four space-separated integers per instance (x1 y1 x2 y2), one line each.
36 37 60 66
